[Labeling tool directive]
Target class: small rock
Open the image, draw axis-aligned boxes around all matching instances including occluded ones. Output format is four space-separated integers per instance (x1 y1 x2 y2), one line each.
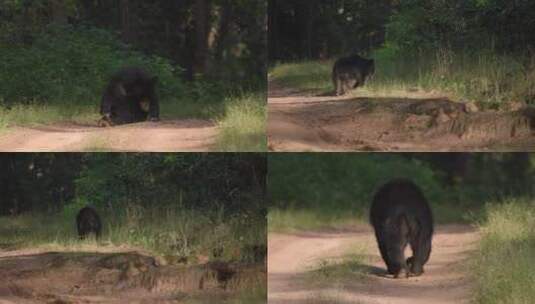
464 102 479 113
508 101 527 111
435 108 451 123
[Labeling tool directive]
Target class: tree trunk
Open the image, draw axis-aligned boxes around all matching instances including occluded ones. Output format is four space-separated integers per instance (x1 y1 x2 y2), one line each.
50 0 67 25
120 0 132 43
214 0 233 61
193 0 211 76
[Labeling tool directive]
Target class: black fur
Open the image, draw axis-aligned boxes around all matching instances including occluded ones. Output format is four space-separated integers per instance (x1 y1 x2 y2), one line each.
370 179 433 278
99 67 159 125
76 206 102 239
332 54 375 96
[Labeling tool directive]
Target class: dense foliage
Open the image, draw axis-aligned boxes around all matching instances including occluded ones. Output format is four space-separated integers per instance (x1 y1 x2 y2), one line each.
0 0 266 106
0 153 266 218
269 0 535 61
268 153 535 212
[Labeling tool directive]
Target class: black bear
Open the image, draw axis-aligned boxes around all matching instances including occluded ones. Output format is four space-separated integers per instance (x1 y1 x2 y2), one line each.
332 54 375 96
76 206 102 240
99 67 160 126
369 179 433 278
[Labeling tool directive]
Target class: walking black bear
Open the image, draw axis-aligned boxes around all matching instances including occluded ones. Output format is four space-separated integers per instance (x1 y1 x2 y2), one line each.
370 179 433 278
332 54 375 96
76 206 102 240
99 67 159 126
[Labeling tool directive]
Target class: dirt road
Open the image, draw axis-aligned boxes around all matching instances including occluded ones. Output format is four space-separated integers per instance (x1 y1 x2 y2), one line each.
0 119 217 152
268 82 535 151
268 224 479 304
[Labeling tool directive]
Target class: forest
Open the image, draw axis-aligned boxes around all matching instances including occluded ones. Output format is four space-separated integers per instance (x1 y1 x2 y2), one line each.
0 153 266 303
269 0 535 108
268 153 534 222
268 153 535 303
0 0 267 151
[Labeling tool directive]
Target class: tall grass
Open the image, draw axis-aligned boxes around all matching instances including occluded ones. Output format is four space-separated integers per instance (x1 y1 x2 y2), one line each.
370 49 535 107
270 49 535 108
473 199 535 304
0 203 266 264
215 94 266 152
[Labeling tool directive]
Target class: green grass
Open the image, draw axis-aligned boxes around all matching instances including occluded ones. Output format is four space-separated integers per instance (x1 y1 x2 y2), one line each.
160 97 223 121
269 61 333 93
268 203 475 233
183 284 266 304
268 208 365 232
228 284 267 304
0 203 266 265
270 49 535 108
306 244 370 284
0 102 100 131
473 199 535 304
0 96 220 132
215 94 266 152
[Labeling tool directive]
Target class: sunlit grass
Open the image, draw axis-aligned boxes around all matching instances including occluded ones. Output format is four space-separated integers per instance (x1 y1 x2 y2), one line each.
0 102 99 131
473 199 535 304
215 93 266 152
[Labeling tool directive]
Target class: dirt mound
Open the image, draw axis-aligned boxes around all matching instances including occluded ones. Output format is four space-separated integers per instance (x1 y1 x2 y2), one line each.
0 250 265 304
268 83 535 151
268 224 479 304
0 119 217 152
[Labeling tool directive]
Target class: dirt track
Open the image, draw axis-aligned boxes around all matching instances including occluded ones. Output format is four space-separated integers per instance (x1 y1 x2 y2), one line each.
268 82 535 151
0 119 217 152
268 224 479 304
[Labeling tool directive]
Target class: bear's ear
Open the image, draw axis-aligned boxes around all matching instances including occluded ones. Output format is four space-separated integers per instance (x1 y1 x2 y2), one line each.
151 76 159 84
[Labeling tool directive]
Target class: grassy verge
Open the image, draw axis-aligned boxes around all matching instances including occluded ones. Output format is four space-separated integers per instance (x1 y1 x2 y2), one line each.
268 203 475 233
0 95 220 132
301 244 369 304
270 49 535 108
268 208 365 232
0 203 266 265
215 93 266 152
0 102 100 131
473 199 535 304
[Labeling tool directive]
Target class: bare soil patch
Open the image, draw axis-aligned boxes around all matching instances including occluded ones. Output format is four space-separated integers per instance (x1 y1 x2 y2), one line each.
0 249 265 304
268 82 535 151
268 224 479 304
